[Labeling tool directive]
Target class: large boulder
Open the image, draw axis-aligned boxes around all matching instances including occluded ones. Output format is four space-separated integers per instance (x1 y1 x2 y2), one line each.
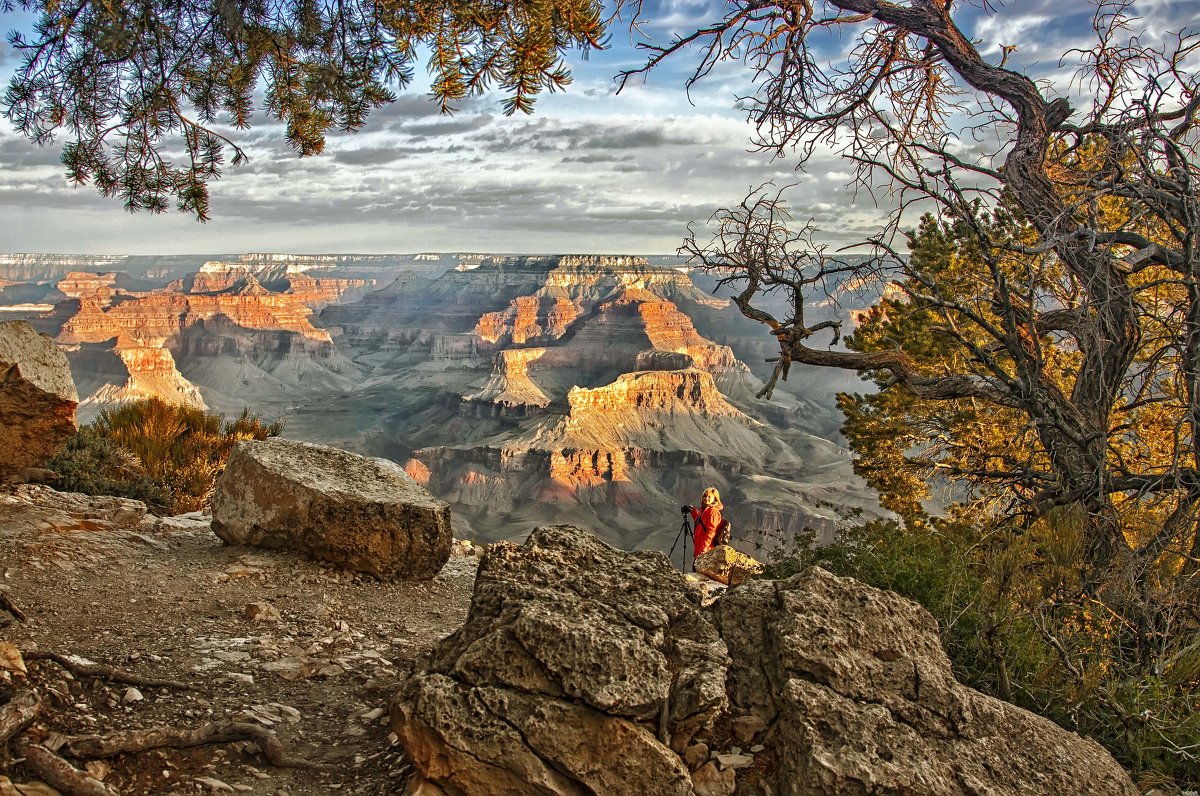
391 525 729 796
211 438 452 580
0 320 78 478
713 568 1138 795
391 527 1139 796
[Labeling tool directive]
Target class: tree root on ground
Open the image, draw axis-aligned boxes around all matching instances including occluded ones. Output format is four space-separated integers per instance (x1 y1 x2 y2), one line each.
63 722 332 770
0 686 41 746
3 647 328 794
13 739 118 796
24 651 195 691
0 592 25 622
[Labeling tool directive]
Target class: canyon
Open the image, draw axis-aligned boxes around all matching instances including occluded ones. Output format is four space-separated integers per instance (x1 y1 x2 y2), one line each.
3 252 884 553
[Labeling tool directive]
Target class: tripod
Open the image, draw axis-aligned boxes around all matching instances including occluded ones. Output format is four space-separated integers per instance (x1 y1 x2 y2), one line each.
669 514 694 572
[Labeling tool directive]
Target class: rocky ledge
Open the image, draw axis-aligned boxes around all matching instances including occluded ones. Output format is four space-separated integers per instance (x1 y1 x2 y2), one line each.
392 526 1138 796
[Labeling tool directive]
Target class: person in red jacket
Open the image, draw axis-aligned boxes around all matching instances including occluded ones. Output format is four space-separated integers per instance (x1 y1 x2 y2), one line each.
682 487 724 558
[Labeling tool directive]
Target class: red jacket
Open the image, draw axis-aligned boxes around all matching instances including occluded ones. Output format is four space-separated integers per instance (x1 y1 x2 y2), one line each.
690 505 722 558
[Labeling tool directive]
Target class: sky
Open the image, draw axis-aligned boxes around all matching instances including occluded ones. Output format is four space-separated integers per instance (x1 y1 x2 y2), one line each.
0 0 1195 256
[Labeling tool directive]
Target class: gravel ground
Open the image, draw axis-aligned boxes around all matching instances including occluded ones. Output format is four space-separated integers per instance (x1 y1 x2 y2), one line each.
0 486 481 795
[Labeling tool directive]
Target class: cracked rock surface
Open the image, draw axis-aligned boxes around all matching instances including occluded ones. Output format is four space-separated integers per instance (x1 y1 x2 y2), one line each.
393 527 1138 796
0 320 77 478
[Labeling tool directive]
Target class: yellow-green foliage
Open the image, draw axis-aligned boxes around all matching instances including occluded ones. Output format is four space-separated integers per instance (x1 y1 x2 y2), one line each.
50 399 283 514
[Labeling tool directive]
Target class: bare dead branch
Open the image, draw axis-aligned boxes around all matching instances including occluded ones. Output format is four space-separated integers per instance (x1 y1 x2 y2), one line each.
24 651 195 691
63 721 331 770
13 739 119 796
0 591 27 622
0 685 41 746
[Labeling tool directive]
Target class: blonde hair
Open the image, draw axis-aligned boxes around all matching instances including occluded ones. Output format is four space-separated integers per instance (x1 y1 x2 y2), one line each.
701 487 723 510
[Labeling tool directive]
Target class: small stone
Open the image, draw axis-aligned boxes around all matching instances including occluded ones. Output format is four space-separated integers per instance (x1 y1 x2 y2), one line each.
194 776 235 792
731 714 768 745
83 760 111 780
715 753 753 771
683 742 710 769
122 686 143 703
691 761 736 796
245 603 281 623
360 707 386 722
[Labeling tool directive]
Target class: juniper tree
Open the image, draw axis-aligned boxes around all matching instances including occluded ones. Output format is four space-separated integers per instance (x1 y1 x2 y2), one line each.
672 1 1200 584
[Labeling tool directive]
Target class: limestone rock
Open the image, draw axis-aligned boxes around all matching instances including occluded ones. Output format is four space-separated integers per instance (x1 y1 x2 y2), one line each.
691 762 736 796
391 525 728 795
0 485 146 538
0 320 78 477
391 529 1139 796
712 567 1140 796
211 438 451 580
693 544 764 587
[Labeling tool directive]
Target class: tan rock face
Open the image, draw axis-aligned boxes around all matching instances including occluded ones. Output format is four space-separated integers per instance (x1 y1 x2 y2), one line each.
713 568 1140 796
56 271 121 304
391 526 728 795
392 530 1139 796
185 260 373 309
211 439 452 580
57 289 330 348
463 348 552 409
69 342 206 412
566 369 742 418
0 320 78 477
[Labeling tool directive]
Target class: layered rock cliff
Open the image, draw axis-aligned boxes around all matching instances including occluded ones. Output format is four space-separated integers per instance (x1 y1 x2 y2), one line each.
69 341 206 416
44 265 355 415
179 258 375 309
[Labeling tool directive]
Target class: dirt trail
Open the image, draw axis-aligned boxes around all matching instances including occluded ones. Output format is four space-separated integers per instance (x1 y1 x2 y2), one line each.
0 486 479 795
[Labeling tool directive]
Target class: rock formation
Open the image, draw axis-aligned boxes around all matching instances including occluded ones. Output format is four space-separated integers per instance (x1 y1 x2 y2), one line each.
39 260 365 416
0 320 78 478
392 526 1139 796
68 341 206 414
179 257 375 309
391 526 727 795
0 484 147 535
318 254 882 550
211 438 453 580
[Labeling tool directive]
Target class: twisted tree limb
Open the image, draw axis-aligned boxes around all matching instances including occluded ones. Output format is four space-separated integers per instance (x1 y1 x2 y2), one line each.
63 721 330 770
0 591 26 622
24 651 194 691
13 739 118 796
0 685 41 746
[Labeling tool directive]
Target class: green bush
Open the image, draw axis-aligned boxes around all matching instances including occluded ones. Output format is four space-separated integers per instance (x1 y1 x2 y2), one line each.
49 399 283 514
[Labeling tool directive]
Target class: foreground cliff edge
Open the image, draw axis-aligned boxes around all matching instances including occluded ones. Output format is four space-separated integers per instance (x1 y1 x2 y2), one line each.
390 525 1137 796
1 490 1138 794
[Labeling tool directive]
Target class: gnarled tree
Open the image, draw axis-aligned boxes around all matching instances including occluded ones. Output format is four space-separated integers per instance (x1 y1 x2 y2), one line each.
670 1 1200 585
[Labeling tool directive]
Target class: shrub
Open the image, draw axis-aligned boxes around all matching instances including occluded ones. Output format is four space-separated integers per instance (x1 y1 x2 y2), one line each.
49 399 283 514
